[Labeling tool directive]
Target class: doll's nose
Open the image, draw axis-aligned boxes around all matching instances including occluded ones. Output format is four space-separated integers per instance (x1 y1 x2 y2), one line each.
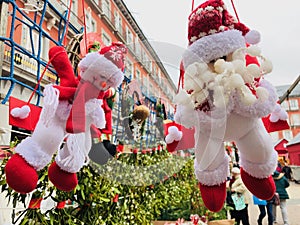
101 81 107 88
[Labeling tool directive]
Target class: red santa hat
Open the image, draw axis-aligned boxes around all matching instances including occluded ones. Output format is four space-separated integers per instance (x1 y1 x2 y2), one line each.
183 0 260 66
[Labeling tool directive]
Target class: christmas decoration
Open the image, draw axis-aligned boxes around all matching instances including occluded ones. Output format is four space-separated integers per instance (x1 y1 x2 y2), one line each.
175 0 288 212
5 42 127 194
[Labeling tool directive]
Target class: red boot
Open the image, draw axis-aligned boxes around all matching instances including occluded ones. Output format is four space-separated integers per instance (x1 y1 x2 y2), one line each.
198 182 226 212
5 153 38 194
241 167 275 200
48 161 78 192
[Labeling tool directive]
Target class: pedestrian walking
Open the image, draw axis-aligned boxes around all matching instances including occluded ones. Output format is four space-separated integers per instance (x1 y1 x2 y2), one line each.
282 162 293 181
253 195 273 225
229 167 251 225
272 171 290 225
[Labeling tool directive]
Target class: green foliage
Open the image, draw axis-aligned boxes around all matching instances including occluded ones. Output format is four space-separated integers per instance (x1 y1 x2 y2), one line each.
0 147 228 224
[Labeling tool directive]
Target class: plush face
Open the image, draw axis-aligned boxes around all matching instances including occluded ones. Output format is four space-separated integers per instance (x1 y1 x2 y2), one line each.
78 52 124 91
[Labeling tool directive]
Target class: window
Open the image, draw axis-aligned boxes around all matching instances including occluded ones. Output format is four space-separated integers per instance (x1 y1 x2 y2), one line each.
282 130 293 141
125 58 133 78
281 101 289 111
291 114 300 126
101 29 111 46
114 11 122 34
61 0 78 13
126 26 134 49
158 70 161 83
143 76 149 95
86 10 97 33
289 99 299 110
102 0 111 19
135 38 141 59
135 68 141 83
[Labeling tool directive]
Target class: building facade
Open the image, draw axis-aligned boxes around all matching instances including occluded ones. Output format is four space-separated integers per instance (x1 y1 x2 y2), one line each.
270 84 300 142
0 0 176 146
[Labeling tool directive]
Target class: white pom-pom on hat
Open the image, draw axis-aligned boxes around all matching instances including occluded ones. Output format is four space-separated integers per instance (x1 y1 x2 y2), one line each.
245 30 261 45
11 105 31 119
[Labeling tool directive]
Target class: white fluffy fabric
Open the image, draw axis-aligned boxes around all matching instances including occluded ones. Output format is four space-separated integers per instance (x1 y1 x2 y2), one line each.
233 79 278 118
15 138 54 171
40 85 60 127
240 150 278 179
183 30 246 66
10 105 31 119
79 53 124 89
165 126 183 144
194 155 229 186
56 132 91 173
85 98 106 129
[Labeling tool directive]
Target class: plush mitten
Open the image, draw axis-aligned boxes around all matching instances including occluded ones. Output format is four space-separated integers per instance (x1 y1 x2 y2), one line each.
241 167 275 200
198 182 226 212
48 161 78 192
5 153 38 194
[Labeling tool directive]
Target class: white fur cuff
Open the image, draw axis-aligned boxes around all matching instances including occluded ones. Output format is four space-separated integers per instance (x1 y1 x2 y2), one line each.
194 155 229 186
15 137 53 171
240 150 278 179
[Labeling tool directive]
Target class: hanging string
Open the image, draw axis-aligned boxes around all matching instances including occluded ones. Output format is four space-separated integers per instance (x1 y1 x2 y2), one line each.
230 0 240 22
81 0 88 54
27 50 66 104
177 61 185 93
191 0 195 11
63 0 73 46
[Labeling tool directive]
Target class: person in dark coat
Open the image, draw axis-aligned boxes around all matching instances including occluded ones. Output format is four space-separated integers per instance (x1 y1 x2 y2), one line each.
272 171 290 225
282 162 293 181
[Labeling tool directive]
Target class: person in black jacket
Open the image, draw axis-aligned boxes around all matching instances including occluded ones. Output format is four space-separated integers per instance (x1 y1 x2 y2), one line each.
272 171 290 225
282 162 293 181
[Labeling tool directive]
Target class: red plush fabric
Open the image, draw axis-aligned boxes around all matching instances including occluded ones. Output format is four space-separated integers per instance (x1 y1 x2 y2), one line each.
66 81 104 133
198 182 226 212
5 153 38 194
164 121 195 152
49 46 78 88
48 161 78 192
241 167 275 200
262 115 290 133
9 97 42 131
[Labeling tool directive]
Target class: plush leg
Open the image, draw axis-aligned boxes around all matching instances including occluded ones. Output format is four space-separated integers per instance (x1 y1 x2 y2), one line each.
49 130 92 191
5 87 65 193
194 128 228 212
236 119 277 200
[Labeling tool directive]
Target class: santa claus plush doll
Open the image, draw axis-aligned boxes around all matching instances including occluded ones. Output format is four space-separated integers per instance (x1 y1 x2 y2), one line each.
5 42 127 194
174 0 287 212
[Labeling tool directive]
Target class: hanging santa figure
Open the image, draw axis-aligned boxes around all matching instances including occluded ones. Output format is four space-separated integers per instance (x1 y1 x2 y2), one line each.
5 42 127 194
174 0 288 212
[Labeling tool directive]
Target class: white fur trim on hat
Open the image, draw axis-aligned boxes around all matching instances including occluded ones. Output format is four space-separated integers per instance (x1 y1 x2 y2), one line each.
79 53 124 88
183 30 246 67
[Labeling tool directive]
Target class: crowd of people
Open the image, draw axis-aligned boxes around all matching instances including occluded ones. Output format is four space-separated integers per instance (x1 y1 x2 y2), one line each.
226 150 293 225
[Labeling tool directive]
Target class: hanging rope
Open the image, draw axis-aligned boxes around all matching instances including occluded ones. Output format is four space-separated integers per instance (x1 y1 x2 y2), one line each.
230 0 240 22
63 0 73 46
191 0 195 11
81 0 88 54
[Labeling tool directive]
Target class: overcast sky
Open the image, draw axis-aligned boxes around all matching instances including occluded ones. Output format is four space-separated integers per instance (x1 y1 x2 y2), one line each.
123 0 300 88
